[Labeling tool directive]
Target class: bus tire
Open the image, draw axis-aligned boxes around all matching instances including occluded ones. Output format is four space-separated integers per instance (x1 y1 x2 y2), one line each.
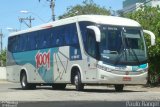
20 72 36 90
74 71 84 91
114 84 124 92
52 84 66 90
20 72 30 89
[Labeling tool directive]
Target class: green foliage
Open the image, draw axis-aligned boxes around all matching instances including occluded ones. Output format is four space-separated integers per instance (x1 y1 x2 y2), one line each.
0 49 6 66
58 0 110 19
125 6 160 85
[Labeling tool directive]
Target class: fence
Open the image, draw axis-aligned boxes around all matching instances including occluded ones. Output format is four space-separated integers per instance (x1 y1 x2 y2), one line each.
0 67 6 80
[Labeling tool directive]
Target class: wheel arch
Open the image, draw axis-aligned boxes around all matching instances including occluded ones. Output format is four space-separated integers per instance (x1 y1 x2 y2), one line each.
20 67 29 82
70 64 83 84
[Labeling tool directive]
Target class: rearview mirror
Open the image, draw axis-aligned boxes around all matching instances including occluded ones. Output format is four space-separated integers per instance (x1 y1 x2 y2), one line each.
143 30 156 46
87 26 101 42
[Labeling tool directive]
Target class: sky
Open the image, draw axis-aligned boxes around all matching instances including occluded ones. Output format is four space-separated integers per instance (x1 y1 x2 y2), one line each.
0 0 124 48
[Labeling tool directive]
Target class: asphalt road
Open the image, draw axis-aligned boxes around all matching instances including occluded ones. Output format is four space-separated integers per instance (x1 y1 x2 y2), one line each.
0 82 160 107
0 101 133 107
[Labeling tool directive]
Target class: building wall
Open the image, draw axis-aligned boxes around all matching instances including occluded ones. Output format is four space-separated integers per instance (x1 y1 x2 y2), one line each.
123 0 146 8
149 0 160 7
122 3 144 14
122 0 160 14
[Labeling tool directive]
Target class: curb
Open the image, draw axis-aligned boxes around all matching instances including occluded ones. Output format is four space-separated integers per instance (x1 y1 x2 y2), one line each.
0 80 11 84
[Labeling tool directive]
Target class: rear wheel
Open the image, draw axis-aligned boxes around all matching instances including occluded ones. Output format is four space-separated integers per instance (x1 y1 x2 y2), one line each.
20 73 36 90
114 84 124 92
21 73 29 89
52 84 66 90
74 71 84 91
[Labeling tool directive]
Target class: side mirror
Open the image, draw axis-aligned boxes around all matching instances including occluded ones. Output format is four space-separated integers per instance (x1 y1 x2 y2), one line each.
87 26 101 42
143 30 156 46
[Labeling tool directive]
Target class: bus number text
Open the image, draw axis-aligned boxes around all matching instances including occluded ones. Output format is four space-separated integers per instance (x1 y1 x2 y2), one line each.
35 50 50 70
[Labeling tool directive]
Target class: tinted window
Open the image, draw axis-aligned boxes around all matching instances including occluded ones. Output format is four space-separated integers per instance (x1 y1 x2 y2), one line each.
19 34 28 51
8 36 17 52
8 23 79 52
51 23 79 47
28 32 37 50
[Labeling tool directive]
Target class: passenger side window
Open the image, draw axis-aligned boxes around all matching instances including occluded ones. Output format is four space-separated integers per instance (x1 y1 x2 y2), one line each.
8 36 17 52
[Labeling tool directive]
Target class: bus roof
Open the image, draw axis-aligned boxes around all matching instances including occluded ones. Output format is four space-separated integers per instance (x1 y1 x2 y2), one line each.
10 15 141 36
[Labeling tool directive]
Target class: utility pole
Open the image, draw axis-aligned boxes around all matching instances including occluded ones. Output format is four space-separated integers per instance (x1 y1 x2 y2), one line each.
39 0 55 21
19 16 35 28
50 0 55 21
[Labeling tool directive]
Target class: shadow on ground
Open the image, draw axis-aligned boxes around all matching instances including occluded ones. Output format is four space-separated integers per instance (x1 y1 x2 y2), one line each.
9 86 146 93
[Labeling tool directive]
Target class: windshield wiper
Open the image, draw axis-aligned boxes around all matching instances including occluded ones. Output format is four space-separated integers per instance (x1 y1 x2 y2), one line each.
114 28 127 65
114 28 140 65
114 46 127 65
128 47 140 65
125 36 140 65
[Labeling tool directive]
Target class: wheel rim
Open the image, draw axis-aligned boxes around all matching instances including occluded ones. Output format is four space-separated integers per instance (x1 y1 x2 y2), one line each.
74 75 78 85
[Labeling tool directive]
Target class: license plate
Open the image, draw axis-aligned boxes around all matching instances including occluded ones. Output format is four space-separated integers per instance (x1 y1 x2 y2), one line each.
123 77 132 81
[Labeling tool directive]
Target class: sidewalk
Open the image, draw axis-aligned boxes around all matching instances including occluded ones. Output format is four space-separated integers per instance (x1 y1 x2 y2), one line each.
125 85 160 92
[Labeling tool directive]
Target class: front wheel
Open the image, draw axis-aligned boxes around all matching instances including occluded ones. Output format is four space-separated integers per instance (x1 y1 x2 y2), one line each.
114 84 124 92
74 71 84 91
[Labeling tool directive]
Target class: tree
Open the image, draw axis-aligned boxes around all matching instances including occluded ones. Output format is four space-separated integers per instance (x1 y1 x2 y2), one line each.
0 49 6 66
125 6 160 85
58 0 110 19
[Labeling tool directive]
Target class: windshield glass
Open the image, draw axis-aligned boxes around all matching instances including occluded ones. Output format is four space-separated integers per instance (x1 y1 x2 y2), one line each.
99 25 147 65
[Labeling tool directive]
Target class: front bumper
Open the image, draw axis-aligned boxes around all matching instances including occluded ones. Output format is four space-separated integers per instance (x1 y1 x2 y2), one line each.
97 69 147 85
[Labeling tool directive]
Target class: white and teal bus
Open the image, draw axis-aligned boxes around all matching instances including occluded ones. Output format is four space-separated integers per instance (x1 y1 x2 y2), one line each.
7 15 155 91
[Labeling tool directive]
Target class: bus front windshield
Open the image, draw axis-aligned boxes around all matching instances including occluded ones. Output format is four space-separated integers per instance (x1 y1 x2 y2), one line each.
99 25 147 65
